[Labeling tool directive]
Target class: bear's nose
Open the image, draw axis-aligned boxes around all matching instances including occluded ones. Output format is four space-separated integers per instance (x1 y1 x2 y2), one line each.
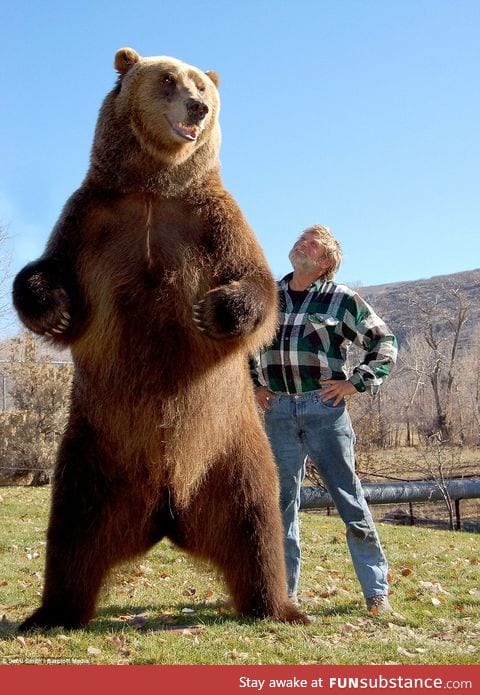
186 98 209 122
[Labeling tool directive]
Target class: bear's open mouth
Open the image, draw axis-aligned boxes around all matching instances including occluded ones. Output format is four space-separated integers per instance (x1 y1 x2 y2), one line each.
167 119 200 142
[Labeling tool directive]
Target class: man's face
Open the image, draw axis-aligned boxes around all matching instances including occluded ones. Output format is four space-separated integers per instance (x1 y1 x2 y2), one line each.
288 232 328 274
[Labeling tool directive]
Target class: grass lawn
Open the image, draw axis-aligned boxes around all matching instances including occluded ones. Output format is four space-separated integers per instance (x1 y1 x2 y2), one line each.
0 486 479 665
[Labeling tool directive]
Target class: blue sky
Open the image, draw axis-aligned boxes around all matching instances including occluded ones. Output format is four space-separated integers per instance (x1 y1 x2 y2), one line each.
1 1 479 334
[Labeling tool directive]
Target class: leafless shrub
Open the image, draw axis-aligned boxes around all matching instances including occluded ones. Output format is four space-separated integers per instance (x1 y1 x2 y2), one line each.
0 332 72 485
414 437 465 530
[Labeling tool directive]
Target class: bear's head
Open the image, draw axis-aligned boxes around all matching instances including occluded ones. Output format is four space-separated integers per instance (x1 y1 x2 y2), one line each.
90 49 222 190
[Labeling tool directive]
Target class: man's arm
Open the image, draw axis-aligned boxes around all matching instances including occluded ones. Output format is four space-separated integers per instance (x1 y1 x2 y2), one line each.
249 354 276 411
344 292 398 395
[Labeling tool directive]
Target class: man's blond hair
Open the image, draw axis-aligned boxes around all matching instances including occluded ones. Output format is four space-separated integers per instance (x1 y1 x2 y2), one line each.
303 224 342 281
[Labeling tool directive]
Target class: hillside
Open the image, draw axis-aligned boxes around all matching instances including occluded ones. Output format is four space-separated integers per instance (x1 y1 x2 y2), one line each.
360 267 480 346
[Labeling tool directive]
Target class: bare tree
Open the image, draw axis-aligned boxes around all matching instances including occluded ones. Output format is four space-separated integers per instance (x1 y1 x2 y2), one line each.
396 333 436 442
455 324 480 445
405 287 470 442
415 437 465 530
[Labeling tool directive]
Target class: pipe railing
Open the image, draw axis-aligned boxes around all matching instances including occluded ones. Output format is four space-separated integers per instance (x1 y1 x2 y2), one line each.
300 477 480 530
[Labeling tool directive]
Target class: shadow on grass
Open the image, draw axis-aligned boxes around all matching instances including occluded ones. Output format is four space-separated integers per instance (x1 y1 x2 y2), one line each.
90 601 240 633
0 599 324 638
316 601 363 617
0 595 418 639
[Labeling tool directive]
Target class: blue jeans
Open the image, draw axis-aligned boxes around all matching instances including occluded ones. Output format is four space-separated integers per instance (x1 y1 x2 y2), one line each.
264 390 388 599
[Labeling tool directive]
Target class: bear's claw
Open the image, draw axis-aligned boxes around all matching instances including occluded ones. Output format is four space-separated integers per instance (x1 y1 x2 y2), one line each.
48 313 71 335
192 300 207 332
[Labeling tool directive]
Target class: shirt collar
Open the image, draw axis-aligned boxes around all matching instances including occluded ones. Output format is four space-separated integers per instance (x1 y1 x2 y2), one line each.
280 272 327 292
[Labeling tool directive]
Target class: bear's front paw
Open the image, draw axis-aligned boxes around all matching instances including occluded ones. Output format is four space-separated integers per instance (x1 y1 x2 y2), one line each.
193 283 262 340
13 260 72 340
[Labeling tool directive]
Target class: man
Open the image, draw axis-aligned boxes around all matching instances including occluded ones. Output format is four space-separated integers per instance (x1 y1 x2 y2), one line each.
251 224 398 615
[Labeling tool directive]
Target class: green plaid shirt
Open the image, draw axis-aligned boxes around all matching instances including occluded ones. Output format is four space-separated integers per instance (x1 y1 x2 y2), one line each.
251 274 398 394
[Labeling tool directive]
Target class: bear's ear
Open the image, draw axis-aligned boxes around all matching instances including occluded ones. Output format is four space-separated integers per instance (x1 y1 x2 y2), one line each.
205 70 220 88
114 48 141 76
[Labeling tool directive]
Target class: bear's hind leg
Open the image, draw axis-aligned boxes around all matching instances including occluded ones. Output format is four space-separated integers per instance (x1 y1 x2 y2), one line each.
20 421 147 631
174 445 309 625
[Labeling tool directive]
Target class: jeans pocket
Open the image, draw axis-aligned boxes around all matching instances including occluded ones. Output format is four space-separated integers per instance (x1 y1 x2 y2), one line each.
313 393 345 410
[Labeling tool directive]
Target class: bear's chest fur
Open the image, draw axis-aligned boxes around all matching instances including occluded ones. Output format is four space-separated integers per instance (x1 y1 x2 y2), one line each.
79 194 216 327
86 193 211 283
71 191 233 398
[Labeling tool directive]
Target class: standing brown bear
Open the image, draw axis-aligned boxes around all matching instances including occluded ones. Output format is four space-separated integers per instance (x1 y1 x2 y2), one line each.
13 48 307 630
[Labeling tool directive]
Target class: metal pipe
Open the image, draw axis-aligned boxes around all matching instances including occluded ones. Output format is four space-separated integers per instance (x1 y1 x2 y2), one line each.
300 478 480 509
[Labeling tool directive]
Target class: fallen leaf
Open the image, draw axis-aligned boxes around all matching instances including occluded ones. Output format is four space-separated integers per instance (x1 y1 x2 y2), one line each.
228 649 250 660
401 566 413 577
319 587 337 598
299 590 315 598
420 581 450 595
87 646 102 656
311 635 329 646
25 551 40 561
134 564 152 576
341 623 360 634
109 634 126 650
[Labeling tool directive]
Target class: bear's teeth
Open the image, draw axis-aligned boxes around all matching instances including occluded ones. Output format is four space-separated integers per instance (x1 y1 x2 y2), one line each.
171 121 198 141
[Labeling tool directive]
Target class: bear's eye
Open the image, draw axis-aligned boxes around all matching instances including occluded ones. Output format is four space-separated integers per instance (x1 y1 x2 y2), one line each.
162 74 176 87
196 83 206 94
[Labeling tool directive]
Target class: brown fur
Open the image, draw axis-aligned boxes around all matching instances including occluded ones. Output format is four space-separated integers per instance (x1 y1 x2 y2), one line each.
13 48 308 629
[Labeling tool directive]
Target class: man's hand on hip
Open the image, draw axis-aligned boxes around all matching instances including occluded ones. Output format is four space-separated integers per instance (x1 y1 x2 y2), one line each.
254 386 276 412
319 379 357 406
